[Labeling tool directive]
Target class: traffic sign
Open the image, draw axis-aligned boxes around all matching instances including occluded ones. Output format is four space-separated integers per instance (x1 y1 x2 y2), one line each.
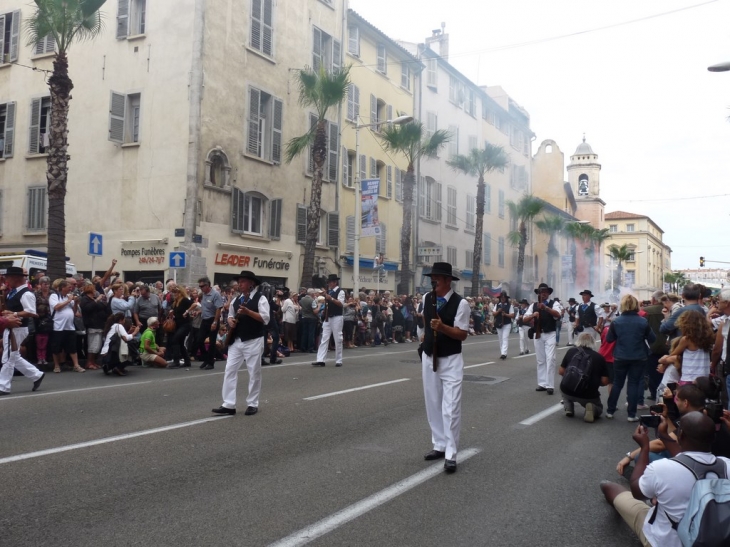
88 232 103 256
169 252 187 269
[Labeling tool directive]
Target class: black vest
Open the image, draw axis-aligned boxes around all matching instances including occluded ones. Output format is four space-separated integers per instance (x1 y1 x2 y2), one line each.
578 302 597 328
5 287 30 327
232 292 266 342
536 300 558 333
494 302 512 329
326 288 344 317
422 292 464 357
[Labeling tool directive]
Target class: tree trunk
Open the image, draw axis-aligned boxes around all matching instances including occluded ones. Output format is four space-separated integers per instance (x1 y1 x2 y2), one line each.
515 221 527 300
46 53 73 281
300 121 327 288
472 179 485 297
546 234 556 289
398 164 415 295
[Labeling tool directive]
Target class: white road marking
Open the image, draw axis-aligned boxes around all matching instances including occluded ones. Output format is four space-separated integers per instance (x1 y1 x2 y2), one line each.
519 404 564 426
0 380 153 401
268 447 481 547
304 379 410 400
464 361 495 369
0 416 232 465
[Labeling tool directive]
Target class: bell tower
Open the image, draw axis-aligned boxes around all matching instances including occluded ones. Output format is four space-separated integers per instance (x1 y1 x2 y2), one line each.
567 135 605 229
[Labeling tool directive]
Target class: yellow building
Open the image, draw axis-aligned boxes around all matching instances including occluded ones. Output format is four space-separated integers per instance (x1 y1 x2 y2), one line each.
338 10 419 292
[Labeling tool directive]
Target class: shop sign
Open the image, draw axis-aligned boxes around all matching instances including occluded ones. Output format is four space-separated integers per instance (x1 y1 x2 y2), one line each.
214 253 290 271
120 247 167 265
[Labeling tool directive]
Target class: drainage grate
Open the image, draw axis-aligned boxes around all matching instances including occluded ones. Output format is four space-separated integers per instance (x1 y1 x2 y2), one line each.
463 375 509 385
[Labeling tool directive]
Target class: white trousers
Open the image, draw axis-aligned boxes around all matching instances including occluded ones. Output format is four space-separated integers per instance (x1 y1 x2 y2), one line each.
421 351 463 460
567 325 575 345
222 337 264 409
0 327 43 393
317 315 343 364
534 331 557 389
498 324 511 356
519 326 531 353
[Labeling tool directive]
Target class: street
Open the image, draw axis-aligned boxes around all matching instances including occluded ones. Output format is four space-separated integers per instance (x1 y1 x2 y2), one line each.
1 333 642 547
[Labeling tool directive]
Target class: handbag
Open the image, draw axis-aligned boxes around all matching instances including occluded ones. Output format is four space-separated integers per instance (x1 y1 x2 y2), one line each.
118 338 129 361
36 315 54 334
528 327 535 340
163 316 176 333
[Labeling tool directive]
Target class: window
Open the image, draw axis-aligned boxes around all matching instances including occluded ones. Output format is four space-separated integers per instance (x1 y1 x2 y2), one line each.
306 114 338 181
347 25 359 57
376 44 387 74
484 233 491 266
468 135 477 152
108 92 142 145
249 0 273 56
376 222 386 254
296 205 338 246
313 26 341 73
425 111 437 140
627 224 635 232
466 250 474 270
448 125 458 158
246 87 283 164
0 101 16 158
29 96 51 154
419 176 442 222
498 236 505 268
426 58 437 89
401 62 411 91
370 96 386 131
346 84 360 122
345 216 355 253
232 190 263 235
446 186 457 226
26 186 47 232
627 252 636 262
0 10 20 65
386 165 393 199
609 224 617 233
447 246 457 267
466 194 476 231
395 169 403 202
510 165 528 190
448 76 463 106
465 88 475 117
498 189 505 219
204 147 231 188
117 0 147 39
485 184 491 214
269 198 282 240
625 270 636 287
34 34 55 56
344 150 355 187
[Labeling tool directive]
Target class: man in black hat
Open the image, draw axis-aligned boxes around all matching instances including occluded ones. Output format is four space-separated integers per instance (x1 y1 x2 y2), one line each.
517 298 531 355
421 262 471 474
524 283 563 394
566 297 578 346
492 291 515 360
312 273 345 367
0 267 45 395
212 270 270 416
575 289 600 338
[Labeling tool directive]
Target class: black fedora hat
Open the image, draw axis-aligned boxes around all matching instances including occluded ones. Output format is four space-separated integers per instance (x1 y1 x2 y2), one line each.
579 289 594 297
499 291 510 300
5 266 27 277
520 298 529 305
534 283 553 295
568 297 577 304
236 270 261 285
326 273 340 283
424 262 459 281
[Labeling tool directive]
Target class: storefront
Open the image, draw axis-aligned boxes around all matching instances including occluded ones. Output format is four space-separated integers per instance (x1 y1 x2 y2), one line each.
211 246 295 290
116 240 171 284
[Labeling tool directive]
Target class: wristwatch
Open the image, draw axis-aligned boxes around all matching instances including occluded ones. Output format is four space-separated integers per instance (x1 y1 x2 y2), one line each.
625 451 632 460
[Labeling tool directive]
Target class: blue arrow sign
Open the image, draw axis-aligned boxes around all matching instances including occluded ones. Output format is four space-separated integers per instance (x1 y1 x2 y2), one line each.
169 252 187 269
88 232 103 256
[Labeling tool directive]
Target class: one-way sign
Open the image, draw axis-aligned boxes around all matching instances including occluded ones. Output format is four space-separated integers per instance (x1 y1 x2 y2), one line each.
88 232 103 256
169 252 187 269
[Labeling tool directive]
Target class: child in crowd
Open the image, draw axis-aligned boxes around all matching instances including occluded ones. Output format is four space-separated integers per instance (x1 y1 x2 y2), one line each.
657 336 683 394
665 310 714 384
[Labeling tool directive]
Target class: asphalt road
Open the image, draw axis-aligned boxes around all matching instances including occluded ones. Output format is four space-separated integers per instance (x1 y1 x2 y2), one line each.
0 331 643 547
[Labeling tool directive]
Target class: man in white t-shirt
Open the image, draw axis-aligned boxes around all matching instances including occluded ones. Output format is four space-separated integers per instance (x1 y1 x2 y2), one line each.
600 412 730 547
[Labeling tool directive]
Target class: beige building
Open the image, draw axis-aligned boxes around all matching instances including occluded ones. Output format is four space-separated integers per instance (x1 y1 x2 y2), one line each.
0 0 347 288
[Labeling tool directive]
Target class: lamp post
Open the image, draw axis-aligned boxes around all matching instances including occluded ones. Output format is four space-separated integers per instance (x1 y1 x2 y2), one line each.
352 115 413 297
708 61 730 72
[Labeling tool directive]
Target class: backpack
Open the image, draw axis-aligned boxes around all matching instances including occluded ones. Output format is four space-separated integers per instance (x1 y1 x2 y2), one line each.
671 454 730 547
559 348 593 394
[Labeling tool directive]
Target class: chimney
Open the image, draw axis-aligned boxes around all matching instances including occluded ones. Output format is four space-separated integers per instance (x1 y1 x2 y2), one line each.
424 22 449 61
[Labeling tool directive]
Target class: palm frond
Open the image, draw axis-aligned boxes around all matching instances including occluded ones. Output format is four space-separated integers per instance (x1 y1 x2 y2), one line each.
284 126 316 164
421 128 450 159
446 153 476 177
25 0 106 52
506 231 523 247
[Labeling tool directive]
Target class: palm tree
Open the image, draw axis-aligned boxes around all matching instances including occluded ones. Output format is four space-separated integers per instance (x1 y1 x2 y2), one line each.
285 66 350 287
506 195 545 299
447 144 509 297
534 215 567 290
607 243 634 289
379 122 450 294
25 0 107 280
664 271 688 293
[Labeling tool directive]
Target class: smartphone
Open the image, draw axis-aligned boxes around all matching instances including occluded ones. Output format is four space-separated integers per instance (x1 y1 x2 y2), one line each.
649 404 664 414
667 382 678 393
640 415 661 429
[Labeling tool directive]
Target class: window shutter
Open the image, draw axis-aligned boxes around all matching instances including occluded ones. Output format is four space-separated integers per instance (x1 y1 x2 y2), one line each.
262 0 273 56
328 122 338 182
116 0 130 39
347 85 354 121
370 157 376 179
359 154 366 181
353 85 360 119
246 88 261 156
435 182 442 221
395 169 403 202
312 27 322 72
269 198 282 240
377 44 386 73
296 205 307 244
401 63 409 89
370 94 376 126
271 98 283 164
108 91 126 144
386 104 393 127
341 146 348 186
418 176 425 217
231 187 245 233
28 98 42 153
3 102 16 158
427 58 437 88
346 216 355 253
347 26 359 57
327 211 339 247
250 0 262 51
9 10 20 62
332 40 341 72
386 166 392 198
0 15 5 62
27 186 47 231
376 222 386 254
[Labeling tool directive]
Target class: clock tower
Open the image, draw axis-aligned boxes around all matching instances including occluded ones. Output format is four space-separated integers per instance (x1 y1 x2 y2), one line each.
567 135 605 229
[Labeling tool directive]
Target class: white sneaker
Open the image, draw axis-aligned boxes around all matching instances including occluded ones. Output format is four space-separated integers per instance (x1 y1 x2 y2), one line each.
636 404 649 410
627 416 640 423
606 413 614 419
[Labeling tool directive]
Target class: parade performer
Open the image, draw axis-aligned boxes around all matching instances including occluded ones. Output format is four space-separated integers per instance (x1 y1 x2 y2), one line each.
311 274 345 367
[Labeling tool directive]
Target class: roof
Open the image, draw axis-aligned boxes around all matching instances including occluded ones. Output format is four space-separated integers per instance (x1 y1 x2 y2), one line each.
536 198 577 221
348 10 423 68
573 136 594 156
604 211 646 220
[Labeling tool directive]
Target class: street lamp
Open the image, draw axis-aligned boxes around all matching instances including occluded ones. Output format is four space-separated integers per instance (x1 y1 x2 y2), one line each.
352 115 413 297
708 61 730 72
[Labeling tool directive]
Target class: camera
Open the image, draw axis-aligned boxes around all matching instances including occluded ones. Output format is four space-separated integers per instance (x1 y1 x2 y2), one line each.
706 400 724 425
663 395 680 422
639 415 661 429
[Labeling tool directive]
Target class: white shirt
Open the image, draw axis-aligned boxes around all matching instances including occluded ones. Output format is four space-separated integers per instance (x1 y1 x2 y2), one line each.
227 288 270 327
281 298 299 324
641 452 730 547
436 290 471 332
49 293 76 331
526 300 564 318
101 323 135 354
19 290 37 315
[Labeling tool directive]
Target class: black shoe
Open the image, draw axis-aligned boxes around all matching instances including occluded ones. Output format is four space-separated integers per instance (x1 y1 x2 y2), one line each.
535 386 547 392
199 363 207 369
424 450 446 461
271 359 282 365
261 359 270 366
212 406 236 415
203 364 214 370
500 355 506 360
244 406 258 416
0 390 9 396
335 362 342 367
311 362 326 367
444 459 457 473
547 388 554 395
32 372 45 392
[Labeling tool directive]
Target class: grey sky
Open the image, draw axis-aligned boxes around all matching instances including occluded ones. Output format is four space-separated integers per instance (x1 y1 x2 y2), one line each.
350 0 730 271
